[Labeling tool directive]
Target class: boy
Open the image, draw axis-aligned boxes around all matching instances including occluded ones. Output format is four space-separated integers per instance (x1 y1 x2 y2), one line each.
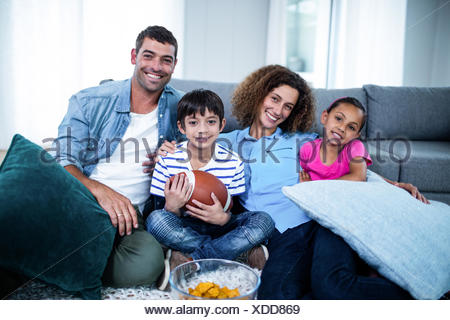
146 89 274 290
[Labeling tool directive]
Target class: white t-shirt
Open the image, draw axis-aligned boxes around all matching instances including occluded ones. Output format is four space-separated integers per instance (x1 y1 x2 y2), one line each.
89 110 159 212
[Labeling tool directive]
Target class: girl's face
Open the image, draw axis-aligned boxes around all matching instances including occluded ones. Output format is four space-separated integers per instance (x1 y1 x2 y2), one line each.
320 102 364 147
253 85 299 136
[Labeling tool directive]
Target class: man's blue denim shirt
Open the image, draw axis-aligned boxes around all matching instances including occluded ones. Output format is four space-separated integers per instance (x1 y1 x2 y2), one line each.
53 78 184 177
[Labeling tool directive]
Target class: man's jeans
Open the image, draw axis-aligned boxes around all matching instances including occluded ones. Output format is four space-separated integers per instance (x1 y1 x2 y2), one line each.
145 209 274 260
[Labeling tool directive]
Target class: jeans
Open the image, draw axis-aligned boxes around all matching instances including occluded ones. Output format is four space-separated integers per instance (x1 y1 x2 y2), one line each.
310 226 412 299
145 209 274 260
258 220 319 299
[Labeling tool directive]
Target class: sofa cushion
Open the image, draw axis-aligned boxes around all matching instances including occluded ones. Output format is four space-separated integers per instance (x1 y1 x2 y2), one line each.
423 192 450 205
282 171 450 300
369 140 450 193
363 141 400 182
0 134 116 299
312 88 368 137
170 78 240 132
364 85 450 140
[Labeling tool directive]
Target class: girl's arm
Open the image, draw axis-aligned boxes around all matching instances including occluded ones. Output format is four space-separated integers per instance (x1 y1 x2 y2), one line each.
336 157 367 181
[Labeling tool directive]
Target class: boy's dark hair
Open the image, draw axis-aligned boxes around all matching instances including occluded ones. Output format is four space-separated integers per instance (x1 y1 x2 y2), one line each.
136 25 178 58
327 97 367 132
177 89 225 129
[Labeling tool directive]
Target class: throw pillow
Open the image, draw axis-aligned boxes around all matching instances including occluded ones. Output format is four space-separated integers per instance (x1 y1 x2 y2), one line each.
282 170 450 299
0 134 116 299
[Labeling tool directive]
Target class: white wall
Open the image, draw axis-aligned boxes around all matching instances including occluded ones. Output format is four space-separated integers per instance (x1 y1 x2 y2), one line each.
182 0 270 83
0 2 14 149
0 0 185 149
431 0 450 86
403 0 450 87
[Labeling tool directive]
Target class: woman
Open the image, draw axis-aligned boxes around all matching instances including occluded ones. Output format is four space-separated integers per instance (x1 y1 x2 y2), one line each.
219 65 319 298
220 65 416 299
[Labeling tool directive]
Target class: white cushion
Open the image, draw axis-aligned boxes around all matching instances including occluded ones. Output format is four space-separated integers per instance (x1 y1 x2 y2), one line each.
282 171 450 299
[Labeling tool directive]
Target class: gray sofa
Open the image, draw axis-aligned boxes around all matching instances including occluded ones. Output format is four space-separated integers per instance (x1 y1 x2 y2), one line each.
170 79 450 205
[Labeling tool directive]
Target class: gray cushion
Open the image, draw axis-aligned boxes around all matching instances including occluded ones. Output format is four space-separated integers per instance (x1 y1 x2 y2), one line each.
369 140 450 193
363 141 400 182
312 88 368 137
423 192 450 206
364 85 450 140
170 78 240 132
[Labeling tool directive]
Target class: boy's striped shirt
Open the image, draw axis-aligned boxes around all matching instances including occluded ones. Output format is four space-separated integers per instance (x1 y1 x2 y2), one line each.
150 141 245 197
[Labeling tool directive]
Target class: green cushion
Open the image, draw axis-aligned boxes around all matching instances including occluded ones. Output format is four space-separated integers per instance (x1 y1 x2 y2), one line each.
0 134 116 299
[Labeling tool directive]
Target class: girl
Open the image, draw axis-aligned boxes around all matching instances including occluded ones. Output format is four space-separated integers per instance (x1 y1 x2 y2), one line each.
299 97 372 183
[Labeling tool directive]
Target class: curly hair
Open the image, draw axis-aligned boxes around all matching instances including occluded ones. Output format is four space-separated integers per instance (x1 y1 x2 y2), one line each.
231 65 315 133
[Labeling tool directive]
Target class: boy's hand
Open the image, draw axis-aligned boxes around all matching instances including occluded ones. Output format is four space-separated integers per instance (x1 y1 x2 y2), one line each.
164 173 193 215
158 140 177 157
299 170 311 182
185 193 230 226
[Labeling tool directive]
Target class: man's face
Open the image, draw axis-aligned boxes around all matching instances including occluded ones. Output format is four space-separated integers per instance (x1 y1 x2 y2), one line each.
131 37 177 94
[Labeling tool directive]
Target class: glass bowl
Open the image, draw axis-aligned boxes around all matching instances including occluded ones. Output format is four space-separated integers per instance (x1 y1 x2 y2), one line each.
169 259 261 300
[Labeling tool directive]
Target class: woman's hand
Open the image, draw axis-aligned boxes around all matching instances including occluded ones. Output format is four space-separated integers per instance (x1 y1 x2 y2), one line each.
164 173 193 215
158 140 177 157
142 152 157 174
185 193 231 226
392 181 430 204
142 140 177 174
299 170 311 182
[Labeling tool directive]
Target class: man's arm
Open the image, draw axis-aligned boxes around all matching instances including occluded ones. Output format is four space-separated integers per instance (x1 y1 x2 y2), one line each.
54 95 138 235
64 165 138 236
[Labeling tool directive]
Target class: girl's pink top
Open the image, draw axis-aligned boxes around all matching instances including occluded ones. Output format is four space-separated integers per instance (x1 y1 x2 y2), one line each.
299 138 372 181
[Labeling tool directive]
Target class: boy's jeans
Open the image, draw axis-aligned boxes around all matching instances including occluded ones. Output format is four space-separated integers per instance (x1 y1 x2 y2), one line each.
146 209 274 260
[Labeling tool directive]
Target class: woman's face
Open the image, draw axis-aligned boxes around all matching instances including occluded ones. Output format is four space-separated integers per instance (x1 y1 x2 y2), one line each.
254 85 299 136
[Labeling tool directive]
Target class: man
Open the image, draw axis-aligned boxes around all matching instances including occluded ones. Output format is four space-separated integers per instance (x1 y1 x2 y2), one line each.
53 26 183 287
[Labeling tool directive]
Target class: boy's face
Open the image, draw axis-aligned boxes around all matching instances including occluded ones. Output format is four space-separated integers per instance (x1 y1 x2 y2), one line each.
177 109 226 152
320 103 364 147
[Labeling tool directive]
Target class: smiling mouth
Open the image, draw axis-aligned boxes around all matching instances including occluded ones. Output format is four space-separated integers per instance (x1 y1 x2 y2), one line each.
331 131 343 139
265 111 279 122
195 137 209 143
145 72 163 80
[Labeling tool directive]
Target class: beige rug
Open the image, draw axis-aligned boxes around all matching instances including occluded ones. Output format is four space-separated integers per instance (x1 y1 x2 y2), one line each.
7 279 173 300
